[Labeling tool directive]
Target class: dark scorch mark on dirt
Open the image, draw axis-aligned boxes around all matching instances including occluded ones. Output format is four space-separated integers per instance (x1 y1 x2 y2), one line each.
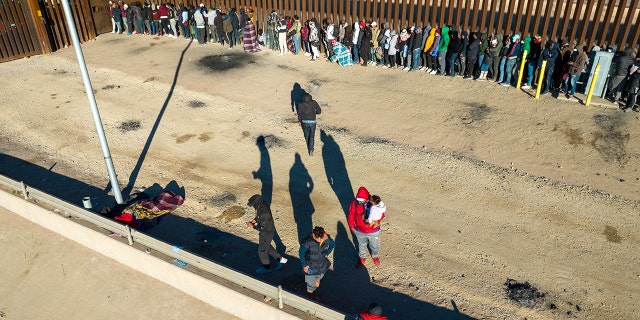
102 85 120 90
189 100 206 108
277 64 299 72
504 279 545 308
198 53 256 72
258 134 286 148
564 128 584 145
210 191 237 207
591 113 629 165
359 136 392 145
118 120 141 132
461 102 492 124
603 225 622 243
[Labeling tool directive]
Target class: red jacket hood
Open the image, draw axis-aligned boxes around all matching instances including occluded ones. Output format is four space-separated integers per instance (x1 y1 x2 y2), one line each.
355 186 369 201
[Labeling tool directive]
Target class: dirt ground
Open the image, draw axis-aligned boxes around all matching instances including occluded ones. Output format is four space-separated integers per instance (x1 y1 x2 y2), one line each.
1 34 639 319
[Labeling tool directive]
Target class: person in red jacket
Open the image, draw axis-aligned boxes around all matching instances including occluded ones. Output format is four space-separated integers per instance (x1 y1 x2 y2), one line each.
348 186 385 267
357 303 387 320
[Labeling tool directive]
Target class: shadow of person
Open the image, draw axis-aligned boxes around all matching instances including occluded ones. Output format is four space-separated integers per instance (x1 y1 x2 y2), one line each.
320 129 354 217
251 136 286 253
289 153 314 243
291 82 307 113
252 136 273 205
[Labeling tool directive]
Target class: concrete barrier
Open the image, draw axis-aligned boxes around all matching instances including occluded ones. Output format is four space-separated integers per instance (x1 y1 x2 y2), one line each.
0 189 301 320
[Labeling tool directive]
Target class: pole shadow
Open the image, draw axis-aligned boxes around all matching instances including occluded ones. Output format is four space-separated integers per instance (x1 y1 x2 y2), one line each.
289 153 315 243
291 82 307 113
252 135 285 253
122 38 194 197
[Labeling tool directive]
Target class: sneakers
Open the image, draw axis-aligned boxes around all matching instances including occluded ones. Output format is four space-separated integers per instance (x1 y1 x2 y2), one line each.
309 150 314 156
501 82 510 87
429 70 437 75
373 257 381 266
355 257 366 268
426 68 432 72
403 67 410 71
275 257 288 270
256 266 272 274
521 85 531 89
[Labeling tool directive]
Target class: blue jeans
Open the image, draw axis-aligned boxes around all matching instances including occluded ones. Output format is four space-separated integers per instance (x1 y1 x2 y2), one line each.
564 74 579 95
352 45 359 63
498 57 507 82
293 34 301 54
370 47 377 64
411 48 421 69
448 52 459 76
354 229 380 259
504 58 517 85
231 28 238 45
526 61 537 86
542 67 554 93
301 121 316 154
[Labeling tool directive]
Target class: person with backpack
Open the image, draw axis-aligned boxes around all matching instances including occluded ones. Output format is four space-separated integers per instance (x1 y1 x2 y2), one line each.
325 18 337 59
288 15 302 54
563 45 589 99
167 3 178 37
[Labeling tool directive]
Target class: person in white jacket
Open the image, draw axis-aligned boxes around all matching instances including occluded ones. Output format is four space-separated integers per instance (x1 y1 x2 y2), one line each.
387 30 398 68
352 22 360 63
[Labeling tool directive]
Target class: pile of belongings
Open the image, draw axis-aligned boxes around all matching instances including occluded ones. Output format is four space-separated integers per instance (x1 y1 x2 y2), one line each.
114 190 184 231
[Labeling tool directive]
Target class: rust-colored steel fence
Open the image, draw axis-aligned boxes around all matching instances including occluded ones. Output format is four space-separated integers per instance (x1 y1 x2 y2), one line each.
1 0 96 63
2 0 638 63
204 0 638 49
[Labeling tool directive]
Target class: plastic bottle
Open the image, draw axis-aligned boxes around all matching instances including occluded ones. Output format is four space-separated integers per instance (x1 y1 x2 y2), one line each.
307 268 313 275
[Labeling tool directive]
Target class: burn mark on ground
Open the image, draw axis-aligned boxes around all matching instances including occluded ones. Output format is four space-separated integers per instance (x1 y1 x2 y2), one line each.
118 120 141 132
590 114 629 165
198 53 256 72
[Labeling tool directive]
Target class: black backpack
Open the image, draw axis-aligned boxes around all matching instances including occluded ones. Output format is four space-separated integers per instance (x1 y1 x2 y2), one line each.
331 24 339 38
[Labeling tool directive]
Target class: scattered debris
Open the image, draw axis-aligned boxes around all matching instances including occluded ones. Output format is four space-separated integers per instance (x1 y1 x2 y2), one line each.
504 278 545 308
118 120 141 132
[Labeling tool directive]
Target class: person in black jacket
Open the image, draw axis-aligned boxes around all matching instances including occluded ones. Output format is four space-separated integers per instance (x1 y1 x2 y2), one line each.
299 226 335 301
297 93 322 156
609 47 635 102
464 32 480 79
522 35 541 89
246 194 288 274
359 22 373 66
447 27 460 77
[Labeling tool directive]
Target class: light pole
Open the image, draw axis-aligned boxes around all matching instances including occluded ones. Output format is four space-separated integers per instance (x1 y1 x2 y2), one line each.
59 0 124 204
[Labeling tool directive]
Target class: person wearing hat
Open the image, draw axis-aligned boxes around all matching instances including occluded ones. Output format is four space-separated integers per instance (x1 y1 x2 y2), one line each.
359 21 373 66
348 186 385 267
357 303 387 320
246 194 288 274
204 5 218 42
369 21 380 65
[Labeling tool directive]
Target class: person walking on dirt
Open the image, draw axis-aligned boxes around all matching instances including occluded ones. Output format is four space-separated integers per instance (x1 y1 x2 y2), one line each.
299 226 335 301
246 194 288 274
297 93 322 156
348 186 385 268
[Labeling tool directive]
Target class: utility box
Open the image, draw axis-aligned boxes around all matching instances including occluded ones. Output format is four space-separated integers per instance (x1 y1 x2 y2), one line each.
583 51 614 97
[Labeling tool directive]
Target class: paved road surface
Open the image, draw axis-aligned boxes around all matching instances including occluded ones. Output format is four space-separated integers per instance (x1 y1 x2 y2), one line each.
0 206 242 320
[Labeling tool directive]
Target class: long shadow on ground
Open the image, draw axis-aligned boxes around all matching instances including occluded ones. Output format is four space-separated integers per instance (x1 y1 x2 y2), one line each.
0 150 477 319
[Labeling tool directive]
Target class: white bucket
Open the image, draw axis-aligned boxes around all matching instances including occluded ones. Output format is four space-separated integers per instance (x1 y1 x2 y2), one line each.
82 197 93 209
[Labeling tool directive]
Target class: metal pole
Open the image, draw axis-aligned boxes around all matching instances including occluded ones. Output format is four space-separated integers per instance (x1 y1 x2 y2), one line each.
535 60 547 99
59 0 123 204
516 50 528 89
585 65 600 106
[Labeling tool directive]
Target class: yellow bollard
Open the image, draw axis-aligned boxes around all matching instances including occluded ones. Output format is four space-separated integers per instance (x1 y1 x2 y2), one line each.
535 60 547 99
585 65 600 106
516 50 528 89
